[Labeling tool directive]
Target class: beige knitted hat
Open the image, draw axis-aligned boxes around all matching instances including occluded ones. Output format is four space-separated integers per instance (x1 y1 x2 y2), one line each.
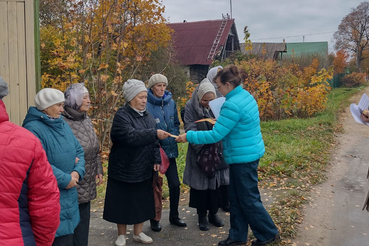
148 74 168 88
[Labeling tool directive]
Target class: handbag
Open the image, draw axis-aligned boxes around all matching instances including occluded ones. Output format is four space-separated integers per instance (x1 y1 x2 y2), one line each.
196 143 221 178
159 146 170 174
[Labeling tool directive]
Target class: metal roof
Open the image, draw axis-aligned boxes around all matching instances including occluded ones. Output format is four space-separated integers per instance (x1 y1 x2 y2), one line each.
168 19 235 66
240 42 287 59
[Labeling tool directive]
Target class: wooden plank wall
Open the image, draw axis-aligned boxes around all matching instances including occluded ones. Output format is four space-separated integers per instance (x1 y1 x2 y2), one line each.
0 0 36 126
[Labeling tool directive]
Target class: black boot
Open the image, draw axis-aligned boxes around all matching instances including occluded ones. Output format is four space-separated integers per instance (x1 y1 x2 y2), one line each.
150 219 162 232
218 237 247 246
169 216 187 227
251 234 280 245
198 215 209 231
209 213 224 227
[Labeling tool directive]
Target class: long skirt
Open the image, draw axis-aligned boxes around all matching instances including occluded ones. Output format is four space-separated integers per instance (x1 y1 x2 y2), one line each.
103 177 155 225
189 185 229 213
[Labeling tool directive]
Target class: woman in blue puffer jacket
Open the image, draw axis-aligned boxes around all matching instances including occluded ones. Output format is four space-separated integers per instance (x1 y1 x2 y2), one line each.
23 88 85 246
176 65 279 246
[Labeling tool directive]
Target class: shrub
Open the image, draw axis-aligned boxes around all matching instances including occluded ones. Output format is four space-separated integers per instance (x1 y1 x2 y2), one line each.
238 58 332 120
340 72 367 87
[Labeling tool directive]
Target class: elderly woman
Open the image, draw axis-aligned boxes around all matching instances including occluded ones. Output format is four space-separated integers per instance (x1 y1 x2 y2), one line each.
22 88 85 246
176 66 279 246
62 83 103 246
103 79 169 246
207 65 229 212
207 66 223 97
183 78 229 231
146 74 186 232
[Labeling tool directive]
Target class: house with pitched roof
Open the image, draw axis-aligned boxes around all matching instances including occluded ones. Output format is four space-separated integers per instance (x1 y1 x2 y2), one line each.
168 16 240 83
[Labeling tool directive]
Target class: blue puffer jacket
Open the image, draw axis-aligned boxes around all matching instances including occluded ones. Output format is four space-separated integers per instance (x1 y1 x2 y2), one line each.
187 85 265 164
146 89 180 158
22 106 85 237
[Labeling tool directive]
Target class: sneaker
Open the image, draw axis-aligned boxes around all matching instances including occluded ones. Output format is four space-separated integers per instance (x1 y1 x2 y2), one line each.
132 232 153 244
115 235 126 246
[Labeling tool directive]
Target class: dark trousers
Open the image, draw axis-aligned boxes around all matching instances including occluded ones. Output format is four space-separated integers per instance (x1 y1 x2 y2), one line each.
73 202 91 246
52 234 73 246
229 160 278 242
166 158 181 218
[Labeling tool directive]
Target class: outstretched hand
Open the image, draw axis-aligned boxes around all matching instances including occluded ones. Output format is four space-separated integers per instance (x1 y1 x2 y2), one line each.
157 129 171 140
175 133 187 143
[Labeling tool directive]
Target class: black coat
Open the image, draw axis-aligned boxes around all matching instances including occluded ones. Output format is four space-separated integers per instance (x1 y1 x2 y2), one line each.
108 104 161 183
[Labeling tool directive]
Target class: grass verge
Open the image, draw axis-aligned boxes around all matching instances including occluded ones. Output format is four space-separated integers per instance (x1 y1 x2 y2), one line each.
256 86 366 243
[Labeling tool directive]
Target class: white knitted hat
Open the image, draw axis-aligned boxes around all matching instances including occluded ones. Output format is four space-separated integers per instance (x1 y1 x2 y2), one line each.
34 88 65 110
197 78 216 101
123 79 147 102
148 74 168 88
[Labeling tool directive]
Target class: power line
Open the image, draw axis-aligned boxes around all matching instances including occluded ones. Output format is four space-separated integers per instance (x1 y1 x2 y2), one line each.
251 31 335 41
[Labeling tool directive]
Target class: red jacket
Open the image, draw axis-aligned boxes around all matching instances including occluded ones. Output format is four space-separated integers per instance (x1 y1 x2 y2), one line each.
0 100 60 246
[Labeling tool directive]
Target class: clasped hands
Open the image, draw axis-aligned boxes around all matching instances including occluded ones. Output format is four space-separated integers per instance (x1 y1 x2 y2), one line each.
66 171 80 189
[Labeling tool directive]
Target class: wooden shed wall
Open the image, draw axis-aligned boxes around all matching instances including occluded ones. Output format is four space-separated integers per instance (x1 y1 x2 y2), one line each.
0 0 36 125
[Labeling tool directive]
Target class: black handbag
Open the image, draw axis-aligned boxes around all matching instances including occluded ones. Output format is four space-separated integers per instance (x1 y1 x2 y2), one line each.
196 143 222 178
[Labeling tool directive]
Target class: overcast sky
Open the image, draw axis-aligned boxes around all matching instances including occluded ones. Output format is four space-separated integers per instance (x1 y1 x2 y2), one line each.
162 0 364 52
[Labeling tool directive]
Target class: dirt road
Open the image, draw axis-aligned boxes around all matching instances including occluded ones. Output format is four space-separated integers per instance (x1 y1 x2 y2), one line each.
292 87 369 246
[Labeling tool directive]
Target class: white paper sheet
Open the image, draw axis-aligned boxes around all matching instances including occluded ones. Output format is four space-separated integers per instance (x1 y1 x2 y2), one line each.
209 97 225 119
350 93 369 126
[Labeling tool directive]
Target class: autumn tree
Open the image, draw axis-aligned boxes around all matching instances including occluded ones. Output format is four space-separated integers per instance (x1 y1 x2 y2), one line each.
333 49 348 74
243 26 252 51
334 1 369 71
39 0 173 148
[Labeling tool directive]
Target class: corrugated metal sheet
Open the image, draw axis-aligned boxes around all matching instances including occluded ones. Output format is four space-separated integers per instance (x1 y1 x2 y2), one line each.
240 42 286 59
284 42 328 57
168 19 235 65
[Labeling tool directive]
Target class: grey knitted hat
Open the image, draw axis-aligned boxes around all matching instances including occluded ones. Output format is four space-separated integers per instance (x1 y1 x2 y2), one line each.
197 78 216 101
123 79 147 102
34 88 65 111
148 74 168 88
0 76 9 100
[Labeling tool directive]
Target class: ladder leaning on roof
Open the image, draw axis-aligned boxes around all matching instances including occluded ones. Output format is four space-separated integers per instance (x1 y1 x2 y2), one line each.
207 19 228 60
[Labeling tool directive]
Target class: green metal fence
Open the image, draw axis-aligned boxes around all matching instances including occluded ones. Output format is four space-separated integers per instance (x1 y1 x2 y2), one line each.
328 73 344 88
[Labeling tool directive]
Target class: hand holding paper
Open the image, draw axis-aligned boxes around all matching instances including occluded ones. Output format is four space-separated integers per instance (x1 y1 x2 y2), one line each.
350 93 369 126
209 97 225 119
